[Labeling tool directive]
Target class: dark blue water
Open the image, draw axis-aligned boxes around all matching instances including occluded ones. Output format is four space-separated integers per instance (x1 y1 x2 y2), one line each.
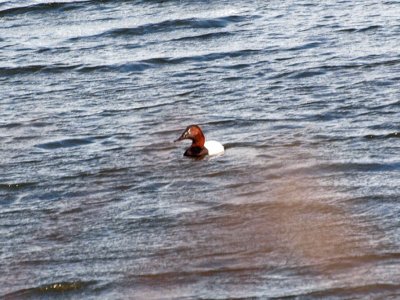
1 0 400 298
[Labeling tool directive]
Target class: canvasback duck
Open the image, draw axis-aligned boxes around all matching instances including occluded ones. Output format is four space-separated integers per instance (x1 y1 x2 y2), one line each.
175 125 224 158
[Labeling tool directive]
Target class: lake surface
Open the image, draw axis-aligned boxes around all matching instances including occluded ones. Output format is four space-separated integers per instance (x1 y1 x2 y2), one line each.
1 0 400 298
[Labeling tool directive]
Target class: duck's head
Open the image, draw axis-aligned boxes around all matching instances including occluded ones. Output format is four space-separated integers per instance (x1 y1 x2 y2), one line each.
175 124 205 147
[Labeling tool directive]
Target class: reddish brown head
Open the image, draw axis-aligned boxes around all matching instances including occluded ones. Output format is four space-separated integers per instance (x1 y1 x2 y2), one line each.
175 125 205 147
175 125 208 157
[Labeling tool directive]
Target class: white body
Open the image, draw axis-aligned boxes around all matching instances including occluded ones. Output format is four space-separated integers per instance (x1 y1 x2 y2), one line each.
204 140 224 156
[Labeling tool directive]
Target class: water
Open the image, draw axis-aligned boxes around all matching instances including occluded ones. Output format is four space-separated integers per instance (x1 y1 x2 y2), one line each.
1 0 400 298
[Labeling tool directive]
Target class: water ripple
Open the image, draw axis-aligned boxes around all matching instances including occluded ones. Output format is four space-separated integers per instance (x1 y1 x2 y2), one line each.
1 0 400 298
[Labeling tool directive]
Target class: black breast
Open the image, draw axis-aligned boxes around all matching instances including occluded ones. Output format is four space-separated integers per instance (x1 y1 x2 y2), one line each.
184 146 208 158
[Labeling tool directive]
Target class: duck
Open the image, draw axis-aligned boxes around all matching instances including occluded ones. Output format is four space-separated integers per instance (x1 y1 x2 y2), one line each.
175 125 224 158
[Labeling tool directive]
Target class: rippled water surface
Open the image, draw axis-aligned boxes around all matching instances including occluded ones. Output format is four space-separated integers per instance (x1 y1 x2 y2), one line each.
1 0 400 298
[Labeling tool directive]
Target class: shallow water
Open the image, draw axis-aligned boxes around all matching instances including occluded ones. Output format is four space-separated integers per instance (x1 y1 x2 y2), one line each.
1 0 400 298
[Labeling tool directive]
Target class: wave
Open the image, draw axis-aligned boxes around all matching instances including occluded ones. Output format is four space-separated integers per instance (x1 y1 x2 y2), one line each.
316 162 400 173
2 281 96 299
278 283 400 299
1 48 261 75
269 58 400 80
35 137 94 149
0 1 86 17
0 181 38 191
364 132 400 139
171 31 234 42
68 15 248 41
338 25 383 33
142 48 261 65
0 64 78 76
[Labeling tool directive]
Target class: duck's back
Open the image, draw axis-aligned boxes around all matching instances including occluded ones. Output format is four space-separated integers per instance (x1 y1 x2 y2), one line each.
204 140 224 156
